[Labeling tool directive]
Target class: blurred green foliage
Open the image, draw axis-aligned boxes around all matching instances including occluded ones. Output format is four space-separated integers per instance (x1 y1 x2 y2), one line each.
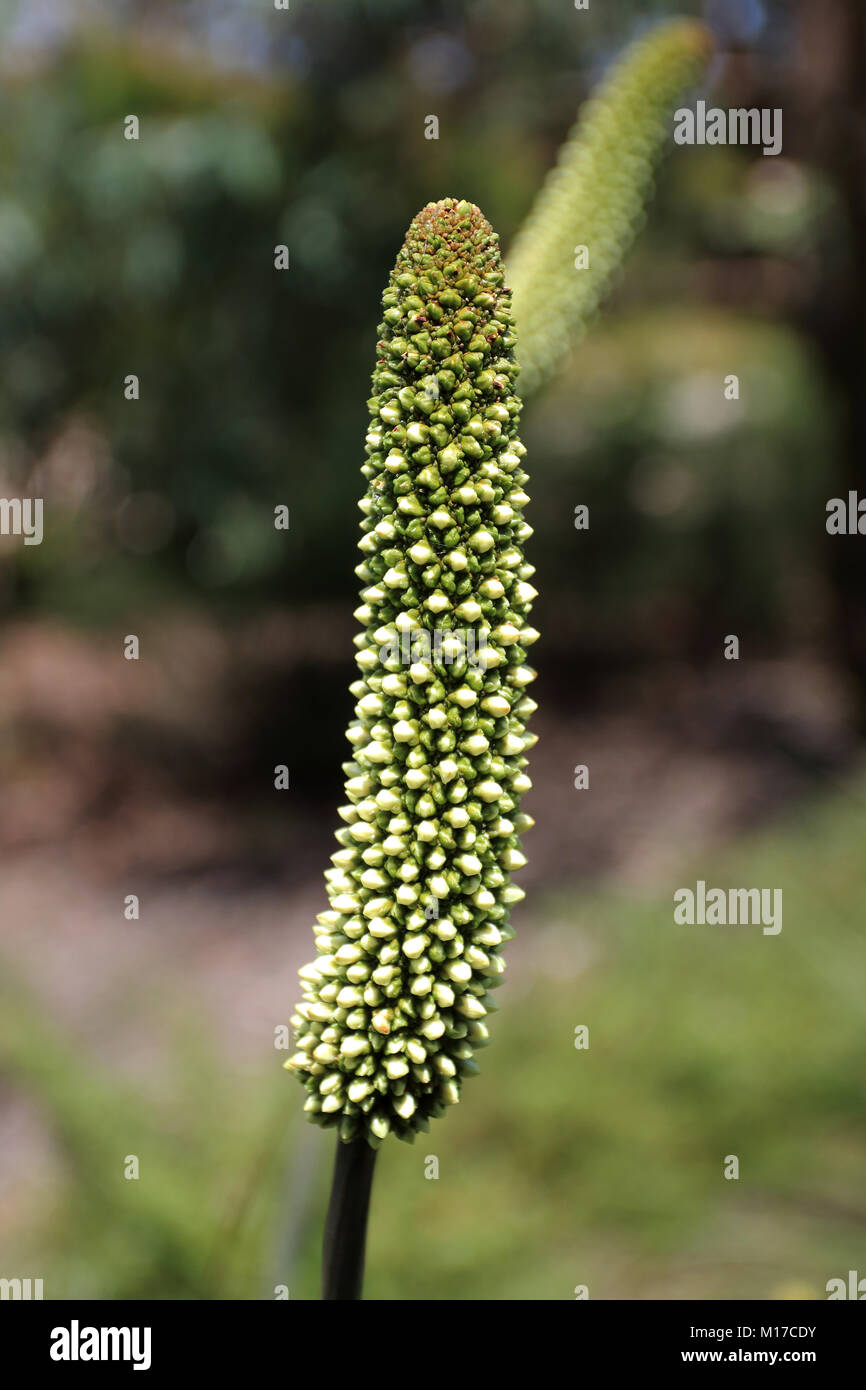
0 3 837 658
525 307 832 654
0 1 856 1303
3 776 865 1298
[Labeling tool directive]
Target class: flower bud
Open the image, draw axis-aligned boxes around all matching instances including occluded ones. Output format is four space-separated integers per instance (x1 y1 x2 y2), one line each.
287 199 537 1145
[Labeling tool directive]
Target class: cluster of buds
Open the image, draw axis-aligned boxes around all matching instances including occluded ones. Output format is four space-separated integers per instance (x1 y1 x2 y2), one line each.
286 198 538 1146
509 18 713 394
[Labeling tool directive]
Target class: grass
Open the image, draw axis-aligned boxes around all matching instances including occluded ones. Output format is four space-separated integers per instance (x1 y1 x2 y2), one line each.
3 774 866 1299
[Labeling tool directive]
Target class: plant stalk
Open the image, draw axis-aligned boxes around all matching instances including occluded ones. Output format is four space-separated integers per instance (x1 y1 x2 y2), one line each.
322 1138 377 1300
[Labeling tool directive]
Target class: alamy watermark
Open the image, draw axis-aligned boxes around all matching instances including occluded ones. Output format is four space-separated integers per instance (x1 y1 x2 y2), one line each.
0 1276 43 1299
674 880 782 935
826 492 866 534
0 497 43 545
50 1321 151 1371
674 100 782 157
377 626 489 670
827 1270 866 1299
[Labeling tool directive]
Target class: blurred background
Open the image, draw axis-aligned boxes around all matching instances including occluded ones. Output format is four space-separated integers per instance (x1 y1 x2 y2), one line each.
1 0 865 1300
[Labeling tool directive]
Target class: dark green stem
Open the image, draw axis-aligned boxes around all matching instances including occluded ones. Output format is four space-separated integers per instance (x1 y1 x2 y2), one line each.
322 1138 377 1300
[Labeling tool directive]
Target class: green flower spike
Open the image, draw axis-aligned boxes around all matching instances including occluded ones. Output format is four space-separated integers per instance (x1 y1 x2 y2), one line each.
286 198 538 1148
509 18 714 395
